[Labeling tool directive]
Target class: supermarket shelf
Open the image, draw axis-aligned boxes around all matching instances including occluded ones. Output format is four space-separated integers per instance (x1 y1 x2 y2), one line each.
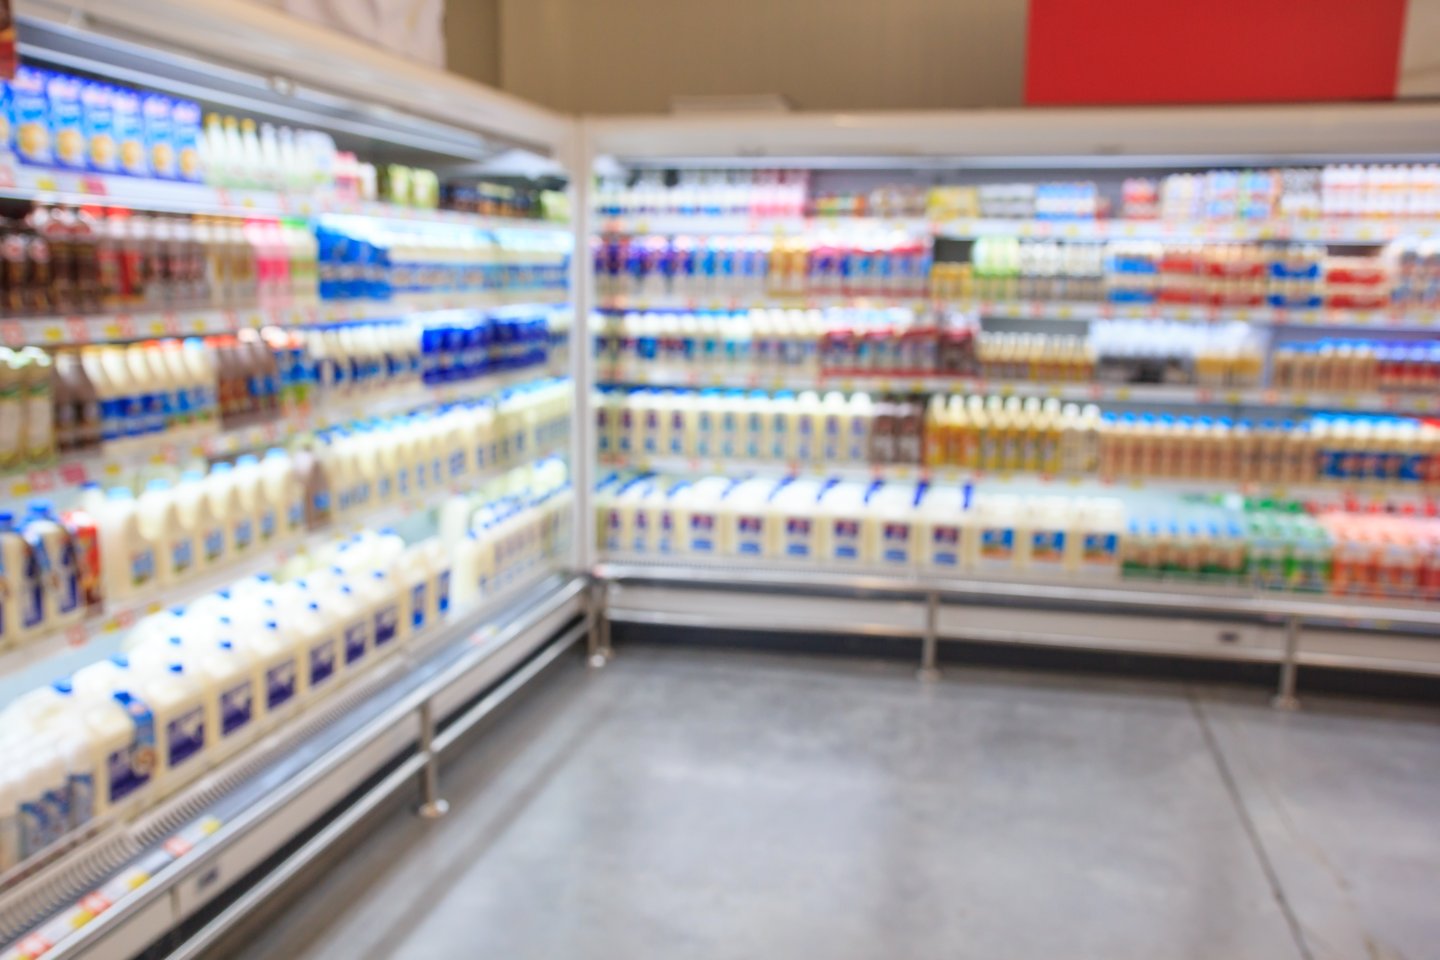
595 294 932 312
598 215 929 236
594 295 1440 330
0 571 586 960
0 365 566 504
600 453 1437 504
596 561 1440 656
957 298 1440 330
1 292 571 348
595 365 1440 414
0 159 571 231
595 213 1440 242
932 217 1440 242
0 430 572 697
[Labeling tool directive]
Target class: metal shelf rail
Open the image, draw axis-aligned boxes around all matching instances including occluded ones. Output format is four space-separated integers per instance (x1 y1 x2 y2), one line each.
0 571 588 960
593 561 1440 706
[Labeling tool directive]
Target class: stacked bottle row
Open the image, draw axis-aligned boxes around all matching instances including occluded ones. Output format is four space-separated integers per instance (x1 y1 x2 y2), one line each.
0 377 570 649
595 309 1267 387
0 458 572 870
926 166 1440 222
593 233 930 302
318 218 571 303
443 181 569 222
596 472 1440 602
0 204 315 317
599 386 1440 490
1270 340 1440 392
594 170 811 220
12 310 563 468
596 388 922 467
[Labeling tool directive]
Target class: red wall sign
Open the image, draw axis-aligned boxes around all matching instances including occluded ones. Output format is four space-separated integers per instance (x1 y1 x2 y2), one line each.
1025 0 1408 106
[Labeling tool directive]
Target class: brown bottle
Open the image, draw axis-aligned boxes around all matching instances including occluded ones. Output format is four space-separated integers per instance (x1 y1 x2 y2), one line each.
870 399 896 465
895 400 923 465
94 207 123 311
238 328 279 422
71 207 102 313
61 348 102 451
292 446 333 530
30 205 74 315
2 222 28 315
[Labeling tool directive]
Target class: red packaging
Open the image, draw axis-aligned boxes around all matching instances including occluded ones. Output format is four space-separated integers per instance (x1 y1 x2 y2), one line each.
63 508 103 613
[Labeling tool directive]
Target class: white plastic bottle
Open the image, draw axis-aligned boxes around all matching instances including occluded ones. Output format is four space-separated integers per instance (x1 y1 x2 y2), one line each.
139 478 193 586
205 462 253 558
95 488 157 601
234 454 277 547
176 470 227 572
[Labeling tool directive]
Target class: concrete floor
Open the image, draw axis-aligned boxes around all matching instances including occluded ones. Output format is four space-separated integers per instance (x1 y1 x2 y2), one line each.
217 645 1440 960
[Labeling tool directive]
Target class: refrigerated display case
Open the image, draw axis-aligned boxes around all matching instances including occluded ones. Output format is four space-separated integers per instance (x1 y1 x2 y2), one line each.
0 2 585 957
580 105 1440 688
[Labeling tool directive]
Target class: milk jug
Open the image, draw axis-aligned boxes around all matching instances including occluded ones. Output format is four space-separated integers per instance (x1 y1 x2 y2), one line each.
260 448 304 537
919 484 970 571
234 454 278 546
176 470 227 571
237 620 300 726
24 501 82 628
133 660 208 790
139 479 193 585
0 511 42 640
95 489 157 601
204 462 253 557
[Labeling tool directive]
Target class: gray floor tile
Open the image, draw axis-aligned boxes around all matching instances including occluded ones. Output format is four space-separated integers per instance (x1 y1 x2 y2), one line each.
215 647 1440 960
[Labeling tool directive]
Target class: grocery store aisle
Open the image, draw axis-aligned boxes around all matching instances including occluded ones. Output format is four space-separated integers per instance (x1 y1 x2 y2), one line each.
216 646 1440 960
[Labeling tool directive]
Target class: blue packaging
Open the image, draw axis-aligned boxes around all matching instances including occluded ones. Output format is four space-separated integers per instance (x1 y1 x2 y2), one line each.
80 82 118 173
111 88 147 176
11 66 52 166
171 99 203 182
46 72 85 170
0 78 11 156
142 93 177 179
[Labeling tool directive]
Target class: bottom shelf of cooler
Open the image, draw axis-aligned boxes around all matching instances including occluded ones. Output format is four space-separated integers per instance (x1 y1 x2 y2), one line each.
594 561 1440 678
0 571 586 960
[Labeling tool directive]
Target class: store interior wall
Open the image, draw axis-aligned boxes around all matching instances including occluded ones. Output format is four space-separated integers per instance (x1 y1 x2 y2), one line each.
447 0 1029 113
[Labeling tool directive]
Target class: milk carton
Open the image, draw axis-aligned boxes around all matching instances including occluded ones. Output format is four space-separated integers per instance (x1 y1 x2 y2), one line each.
919 484 970 572
24 501 83 629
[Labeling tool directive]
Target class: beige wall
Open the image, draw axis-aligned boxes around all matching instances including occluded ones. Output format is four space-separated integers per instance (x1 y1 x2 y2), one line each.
481 0 1027 114
445 0 501 87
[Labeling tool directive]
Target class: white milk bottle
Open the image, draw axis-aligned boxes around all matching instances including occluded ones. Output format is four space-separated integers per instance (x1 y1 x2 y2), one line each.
360 568 404 654
328 577 372 671
794 390 822 464
772 479 824 562
865 483 920 569
235 454 279 546
139 478 193 586
95 488 157 601
919 484 970 572
0 511 41 643
722 478 778 559
97 346 135 444
1027 496 1070 579
125 344 161 437
176 469 227 572
132 659 208 791
236 619 300 727
846 393 874 464
820 392 847 463
260 449 304 538
817 482 868 566
192 637 260 762
205 462 254 556
974 494 1020 573
23 501 83 629
288 590 344 697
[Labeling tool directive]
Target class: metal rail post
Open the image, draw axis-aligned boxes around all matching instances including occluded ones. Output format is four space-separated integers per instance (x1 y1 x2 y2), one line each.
589 577 612 668
1272 615 1301 711
416 699 449 819
918 591 940 682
